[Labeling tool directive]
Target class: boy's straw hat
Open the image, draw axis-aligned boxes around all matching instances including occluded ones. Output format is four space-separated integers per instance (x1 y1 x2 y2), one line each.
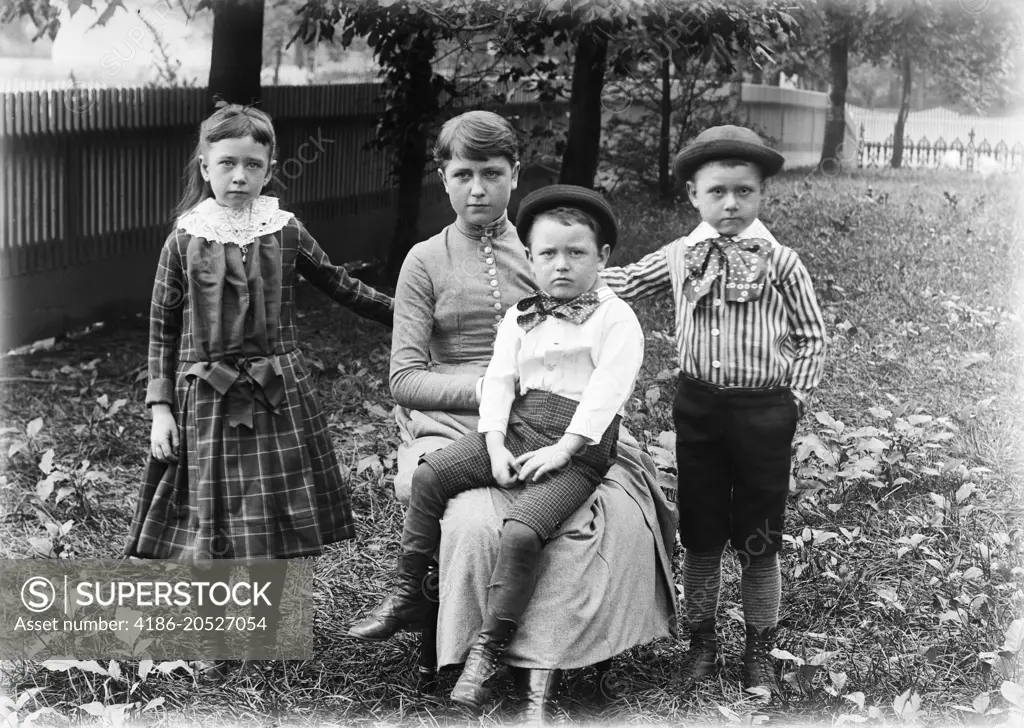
515 184 618 250
673 125 784 183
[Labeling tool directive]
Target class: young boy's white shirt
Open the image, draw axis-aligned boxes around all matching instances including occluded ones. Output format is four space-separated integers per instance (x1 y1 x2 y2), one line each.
478 287 644 445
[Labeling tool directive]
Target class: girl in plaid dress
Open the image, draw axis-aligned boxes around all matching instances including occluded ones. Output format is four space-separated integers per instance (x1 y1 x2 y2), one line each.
124 105 393 673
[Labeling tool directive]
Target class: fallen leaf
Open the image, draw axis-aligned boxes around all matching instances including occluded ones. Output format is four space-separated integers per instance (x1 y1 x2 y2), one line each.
1000 681 1024 709
830 671 847 693
770 648 804 665
137 660 153 682
957 351 991 369
38 449 55 475
78 702 107 717
1001 618 1024 653
26 417 44 438
843 691 866 710
962 566 984 581
972 692 990 714
41 660 109 676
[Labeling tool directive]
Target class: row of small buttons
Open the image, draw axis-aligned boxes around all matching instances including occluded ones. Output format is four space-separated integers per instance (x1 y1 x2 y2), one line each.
483 243 502 327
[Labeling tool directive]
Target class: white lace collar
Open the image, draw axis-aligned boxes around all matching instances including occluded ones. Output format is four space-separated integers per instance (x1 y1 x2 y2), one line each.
178 196 293 247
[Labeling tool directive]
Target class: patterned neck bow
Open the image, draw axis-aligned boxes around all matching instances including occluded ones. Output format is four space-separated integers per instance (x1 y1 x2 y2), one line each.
681 236 773 304
516 290 603 332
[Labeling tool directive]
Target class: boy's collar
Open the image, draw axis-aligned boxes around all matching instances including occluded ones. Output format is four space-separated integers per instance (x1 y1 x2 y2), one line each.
684 219 777 246
455 211 510 240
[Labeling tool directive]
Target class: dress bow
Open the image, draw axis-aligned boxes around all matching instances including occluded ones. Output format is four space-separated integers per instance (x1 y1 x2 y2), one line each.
185 356 286 430
681 236 773 304
516 290 603 332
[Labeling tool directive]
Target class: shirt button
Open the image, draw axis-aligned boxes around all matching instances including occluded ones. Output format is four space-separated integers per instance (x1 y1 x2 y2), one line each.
488 268 497 275
712 361 721 368
494 314 502 321
711 328 720 336
483 246 492 254
493 302 502 310
490 280 498 287
485 258 494 265
713 298 722 306
492 290 501 299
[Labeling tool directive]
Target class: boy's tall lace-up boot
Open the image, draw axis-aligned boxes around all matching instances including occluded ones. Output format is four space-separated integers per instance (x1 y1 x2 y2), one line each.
450 611 518 712
347 552 435 640
678 617 722 692
511 667 565 725
743 624 783 700
451 535 540 712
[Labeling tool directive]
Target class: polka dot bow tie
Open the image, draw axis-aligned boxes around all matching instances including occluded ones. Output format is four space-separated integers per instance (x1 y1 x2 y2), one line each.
681 236 773 304
516 290 603 333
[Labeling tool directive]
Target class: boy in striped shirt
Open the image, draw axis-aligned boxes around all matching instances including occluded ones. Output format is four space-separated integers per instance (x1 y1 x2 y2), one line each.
602 125 826 700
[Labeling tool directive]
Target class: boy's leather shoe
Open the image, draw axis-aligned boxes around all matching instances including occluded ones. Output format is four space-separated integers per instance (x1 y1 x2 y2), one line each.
743 624 783 700
678 618 723 692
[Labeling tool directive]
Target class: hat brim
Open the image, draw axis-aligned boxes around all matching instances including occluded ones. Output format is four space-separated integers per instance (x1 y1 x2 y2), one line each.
673 140 785 183
515 184 618 251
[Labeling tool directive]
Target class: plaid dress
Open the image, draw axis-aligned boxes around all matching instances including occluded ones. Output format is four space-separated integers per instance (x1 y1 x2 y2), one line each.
125 197 393 560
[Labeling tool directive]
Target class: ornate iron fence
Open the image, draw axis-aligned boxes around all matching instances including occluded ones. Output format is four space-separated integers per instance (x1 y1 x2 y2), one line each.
857 125 1024 172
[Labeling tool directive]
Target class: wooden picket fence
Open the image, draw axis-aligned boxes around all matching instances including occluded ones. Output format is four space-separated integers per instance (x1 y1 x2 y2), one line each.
857 126 1024 171
0 82 563 349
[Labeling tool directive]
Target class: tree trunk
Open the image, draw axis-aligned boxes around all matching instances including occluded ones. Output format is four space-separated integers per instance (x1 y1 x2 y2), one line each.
891 54 912 168
386 130 429 281
207 0 264 108
820 10 849 165
560 32 608 187
385 41 436 282
658 56 672 199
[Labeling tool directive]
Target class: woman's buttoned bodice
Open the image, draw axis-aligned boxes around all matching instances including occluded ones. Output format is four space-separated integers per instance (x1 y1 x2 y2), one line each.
390 214 535 412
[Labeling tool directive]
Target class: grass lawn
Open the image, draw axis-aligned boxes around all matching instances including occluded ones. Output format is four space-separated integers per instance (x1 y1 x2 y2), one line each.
0 168 1021 726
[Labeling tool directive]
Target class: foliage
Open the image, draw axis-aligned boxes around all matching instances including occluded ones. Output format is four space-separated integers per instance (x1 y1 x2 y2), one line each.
860 0 1022 115
290 0 800 271
600 57 746 194
1 659 187 728
0 0 125 41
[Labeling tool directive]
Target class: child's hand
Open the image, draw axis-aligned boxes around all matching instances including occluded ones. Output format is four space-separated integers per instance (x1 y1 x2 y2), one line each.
515 445 573 484
150 404 179 463
490 447 521 487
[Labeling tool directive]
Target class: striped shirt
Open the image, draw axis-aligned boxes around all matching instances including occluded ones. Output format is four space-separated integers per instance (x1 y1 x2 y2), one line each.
601 219 826 396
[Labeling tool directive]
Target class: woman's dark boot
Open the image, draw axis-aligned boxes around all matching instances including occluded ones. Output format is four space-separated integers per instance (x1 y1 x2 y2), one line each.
512 667 564 725
450 612 519 712
678 618 722 692
348 553 434 640
743 624 783 700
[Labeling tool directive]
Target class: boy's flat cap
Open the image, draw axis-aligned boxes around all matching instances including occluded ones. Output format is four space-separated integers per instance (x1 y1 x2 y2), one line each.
673 125 784 183
515 184 618 250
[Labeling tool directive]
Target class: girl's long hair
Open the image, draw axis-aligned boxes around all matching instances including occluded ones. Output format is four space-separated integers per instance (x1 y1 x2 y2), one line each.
173 104 277 221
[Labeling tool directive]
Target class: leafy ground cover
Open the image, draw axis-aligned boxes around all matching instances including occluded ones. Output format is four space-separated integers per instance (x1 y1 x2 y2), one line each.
0 169 1021 726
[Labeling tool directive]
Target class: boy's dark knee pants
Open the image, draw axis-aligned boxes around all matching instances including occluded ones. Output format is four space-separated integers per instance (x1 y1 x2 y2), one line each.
672 376 799 557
